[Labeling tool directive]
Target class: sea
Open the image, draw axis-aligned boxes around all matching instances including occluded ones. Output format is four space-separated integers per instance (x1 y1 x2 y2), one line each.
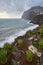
0 19 39 47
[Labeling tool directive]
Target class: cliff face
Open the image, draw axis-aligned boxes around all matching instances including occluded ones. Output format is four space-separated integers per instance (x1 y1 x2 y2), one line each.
31 15 43 25
22 6 43 25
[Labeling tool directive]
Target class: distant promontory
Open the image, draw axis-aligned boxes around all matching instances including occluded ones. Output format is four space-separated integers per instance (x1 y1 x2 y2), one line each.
22 6 43 25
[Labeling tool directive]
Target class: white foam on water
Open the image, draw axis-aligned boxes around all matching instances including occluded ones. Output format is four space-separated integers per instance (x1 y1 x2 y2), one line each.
0 25 39 48
27 20 31 24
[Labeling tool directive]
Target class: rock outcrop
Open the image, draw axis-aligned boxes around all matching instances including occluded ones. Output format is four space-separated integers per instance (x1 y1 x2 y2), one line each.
22 6 43 25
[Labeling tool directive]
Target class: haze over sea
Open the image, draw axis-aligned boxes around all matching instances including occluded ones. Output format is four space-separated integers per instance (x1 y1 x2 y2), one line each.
0 19 38 47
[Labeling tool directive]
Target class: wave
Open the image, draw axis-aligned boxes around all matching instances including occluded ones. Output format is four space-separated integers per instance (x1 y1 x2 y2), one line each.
0 24 39 48
27 20 31 24
0 26 17 31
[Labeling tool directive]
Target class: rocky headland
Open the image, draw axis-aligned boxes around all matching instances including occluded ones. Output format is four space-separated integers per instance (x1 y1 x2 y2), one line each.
22 6 43 25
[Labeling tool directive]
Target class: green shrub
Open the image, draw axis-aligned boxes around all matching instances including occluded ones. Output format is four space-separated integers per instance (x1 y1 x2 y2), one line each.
37 25 43 36
3 42 11 51
38 29 43 34
26 50 33 62
40 29 43 37
0 49 7 64
34 44 39 49
39 38 43 48
26 30 33 36
18 39 23 46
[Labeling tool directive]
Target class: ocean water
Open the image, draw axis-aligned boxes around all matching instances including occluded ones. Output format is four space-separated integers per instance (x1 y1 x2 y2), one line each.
0 19 39 47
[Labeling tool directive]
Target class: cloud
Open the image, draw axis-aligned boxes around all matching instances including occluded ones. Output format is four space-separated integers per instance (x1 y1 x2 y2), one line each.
27 0 43 7
0 11 11 18
0 0 43 18
0 11 22 18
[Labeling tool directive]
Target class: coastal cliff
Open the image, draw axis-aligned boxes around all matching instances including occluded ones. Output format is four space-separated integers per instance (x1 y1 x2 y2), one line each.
22 6 43 25
0 25 43 65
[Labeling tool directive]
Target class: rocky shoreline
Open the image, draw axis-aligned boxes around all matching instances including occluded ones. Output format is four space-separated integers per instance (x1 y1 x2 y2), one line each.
0 25 43 65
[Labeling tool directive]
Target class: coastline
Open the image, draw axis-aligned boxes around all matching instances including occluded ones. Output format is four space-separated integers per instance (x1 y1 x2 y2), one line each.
0 24 39 47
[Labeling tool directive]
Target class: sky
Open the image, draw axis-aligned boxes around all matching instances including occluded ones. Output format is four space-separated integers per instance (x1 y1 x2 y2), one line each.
0 0 43 18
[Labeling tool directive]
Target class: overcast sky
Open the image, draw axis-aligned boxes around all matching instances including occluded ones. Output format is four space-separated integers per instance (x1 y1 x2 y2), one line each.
0 0 43 18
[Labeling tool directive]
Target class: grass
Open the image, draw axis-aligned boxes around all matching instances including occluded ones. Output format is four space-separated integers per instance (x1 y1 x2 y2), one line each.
39 38 43 48
26 30 33 36
18 39 24 46
26 50 33 62
3 42 11 51
0 49 7 64
34 43 39 49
